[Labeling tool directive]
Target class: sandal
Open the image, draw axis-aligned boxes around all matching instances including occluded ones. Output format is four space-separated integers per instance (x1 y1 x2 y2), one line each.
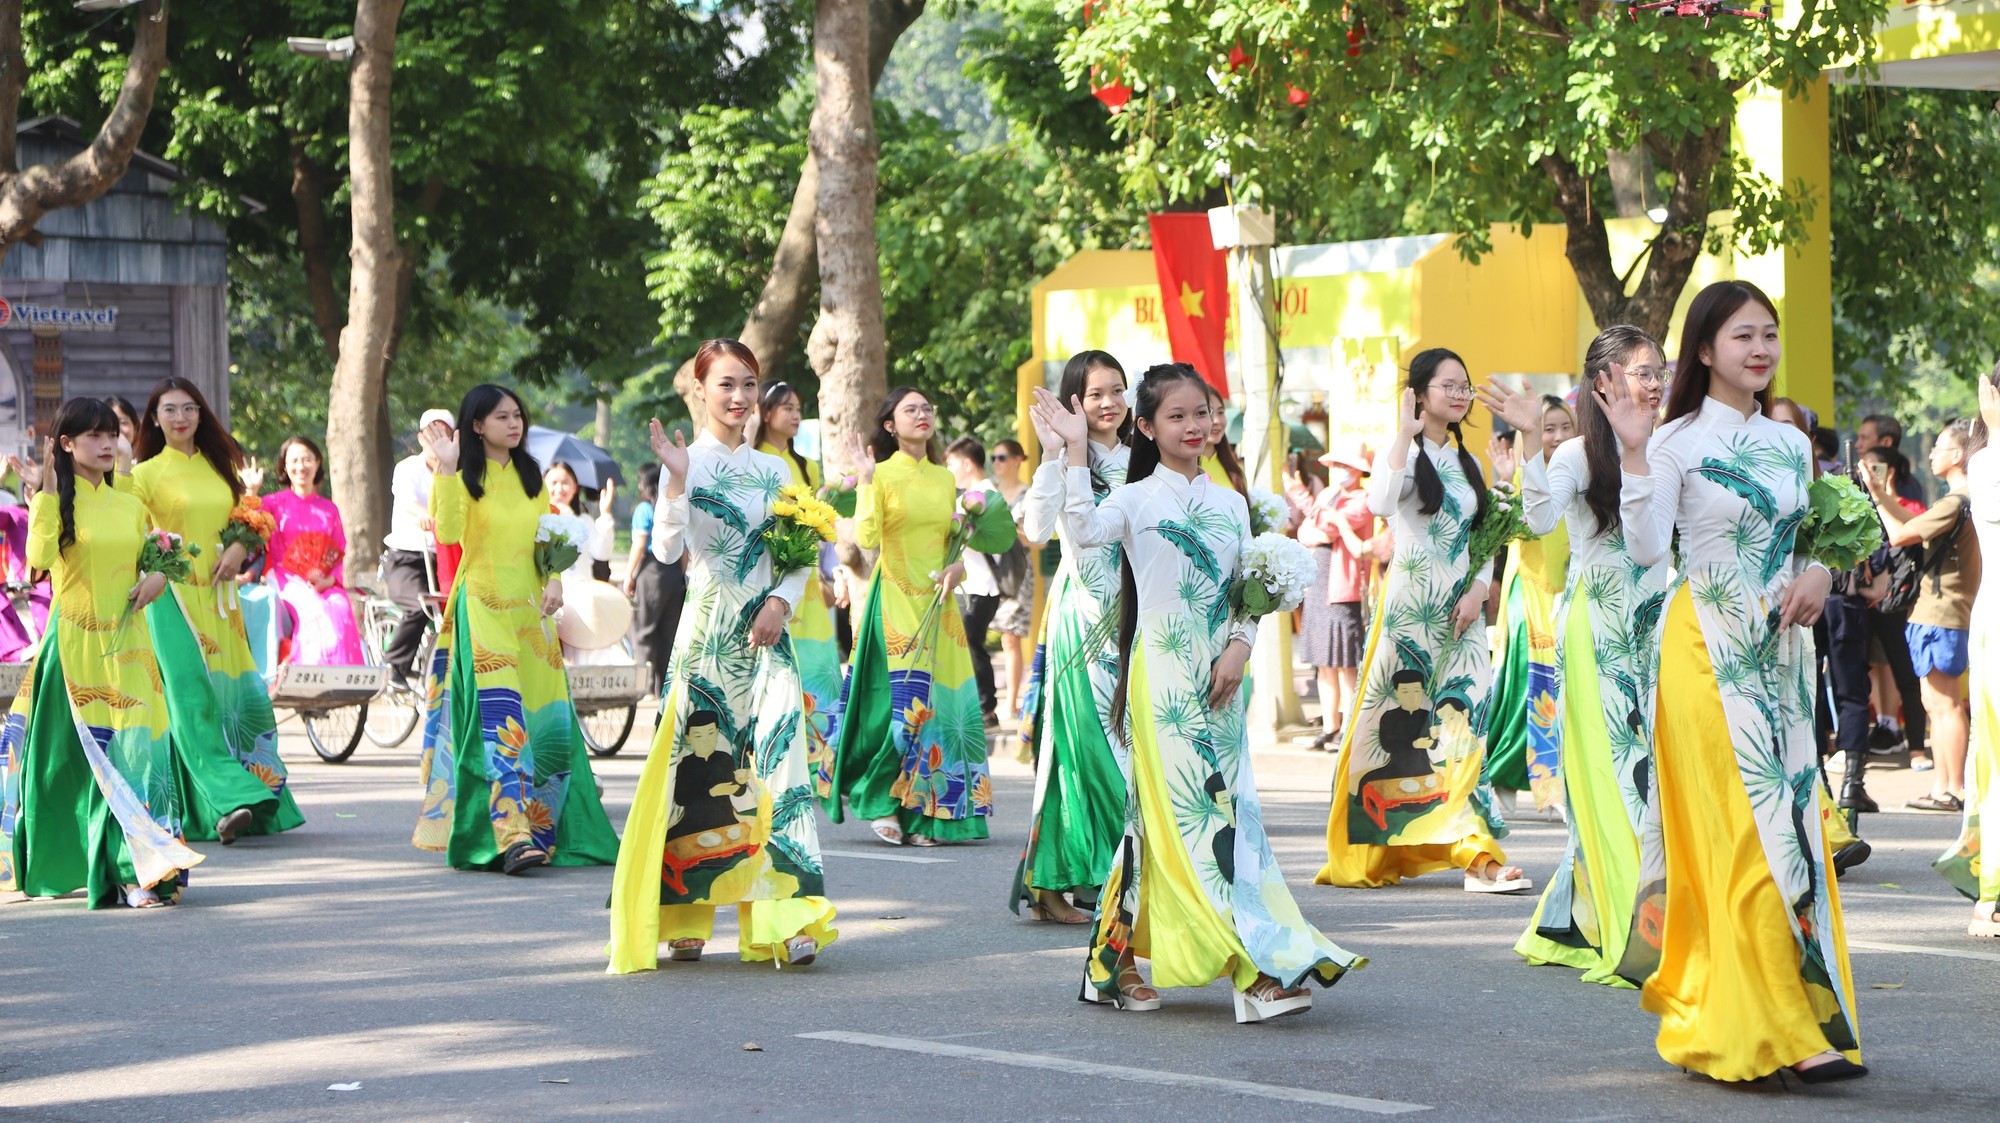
1027 891 1091 925
1970 903 2000 939
1233 975 1311 1023
907 833 938 848
502 842 548 875
668 938 704 962
124 885 169 909
1906 793 1963 813
1078 963 1161 1012
1464 861 1533 894
869 818 904 846
781 935 819 968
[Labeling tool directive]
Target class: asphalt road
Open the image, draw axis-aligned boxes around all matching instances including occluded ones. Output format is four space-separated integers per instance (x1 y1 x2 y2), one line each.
3 709 1996 1122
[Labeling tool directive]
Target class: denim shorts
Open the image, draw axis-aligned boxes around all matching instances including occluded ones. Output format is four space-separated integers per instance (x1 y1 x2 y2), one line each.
1907 623 1970 678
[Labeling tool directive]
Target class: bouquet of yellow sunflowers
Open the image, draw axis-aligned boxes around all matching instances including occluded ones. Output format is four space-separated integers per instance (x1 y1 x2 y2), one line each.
764 482 839 577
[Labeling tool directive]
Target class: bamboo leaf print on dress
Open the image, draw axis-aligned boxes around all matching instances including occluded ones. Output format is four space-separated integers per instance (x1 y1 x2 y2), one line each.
689 488 749 535
1154 518 1224 585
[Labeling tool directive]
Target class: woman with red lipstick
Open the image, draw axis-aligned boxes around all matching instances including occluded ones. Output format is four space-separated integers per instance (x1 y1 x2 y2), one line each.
827 388 994 846
1011 350 1132 923
131 378 303 845
1318 349 1524 894
1615 281 1864 1083
410 384 619 874
1480 327 1669 985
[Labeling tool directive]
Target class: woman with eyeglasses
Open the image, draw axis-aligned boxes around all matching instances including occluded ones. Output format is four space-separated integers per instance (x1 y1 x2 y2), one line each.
1010 351 1132 923
1317 350 1525 894
1613 281 1864 1083
756 380 845 799
130 378 304 845
1478 328 1670 986
1482 394 1576 816
826 388 996 847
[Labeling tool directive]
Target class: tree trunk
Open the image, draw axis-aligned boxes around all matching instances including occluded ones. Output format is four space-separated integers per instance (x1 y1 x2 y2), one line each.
0 0 169 264
1538 125 1726 343
328 0 406 582
811 0 889 486
669 0 926 414
289 135 344 360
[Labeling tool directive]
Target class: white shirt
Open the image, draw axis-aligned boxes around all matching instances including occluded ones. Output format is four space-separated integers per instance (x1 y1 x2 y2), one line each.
1521 438 1660 575
650 431 809 614
383 454 434 553
957 479 1000 598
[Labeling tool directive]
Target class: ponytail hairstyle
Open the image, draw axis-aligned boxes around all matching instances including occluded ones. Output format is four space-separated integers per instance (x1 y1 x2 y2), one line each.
1200 382 1250 502
456 383 542 501
1057 349 1133 447
48 397 123 555
1406 348 1488 524
1663 280 1777 428
136 376 244 503
1109 362 1210 733
757 380 815 483
869 386 944 464
1576 324 1661 538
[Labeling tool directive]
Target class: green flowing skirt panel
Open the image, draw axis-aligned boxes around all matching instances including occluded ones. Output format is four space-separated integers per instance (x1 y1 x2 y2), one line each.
1515 592 1642 985
413 589 619 870
828 572 990 840
1 632 202 906
1011 560 1125 906
791 575 846 802
150 594 301 839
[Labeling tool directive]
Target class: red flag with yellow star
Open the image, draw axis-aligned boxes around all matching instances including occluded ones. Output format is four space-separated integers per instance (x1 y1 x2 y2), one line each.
1147 213 1230 397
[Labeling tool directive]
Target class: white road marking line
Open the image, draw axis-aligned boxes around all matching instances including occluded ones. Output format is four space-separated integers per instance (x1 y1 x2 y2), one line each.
818 848 957 864
796 1030 1430 1114
1850 938 2000 964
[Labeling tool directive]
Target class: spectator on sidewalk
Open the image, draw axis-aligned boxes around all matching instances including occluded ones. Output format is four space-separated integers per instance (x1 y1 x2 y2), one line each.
1857 441 1930 765
1869 420 1980 812
946 436 1003 729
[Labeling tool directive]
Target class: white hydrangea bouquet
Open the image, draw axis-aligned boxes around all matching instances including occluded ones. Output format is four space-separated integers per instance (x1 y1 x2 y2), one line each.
1229 531 1316 619
1247 486 1291 537
534 513 592 581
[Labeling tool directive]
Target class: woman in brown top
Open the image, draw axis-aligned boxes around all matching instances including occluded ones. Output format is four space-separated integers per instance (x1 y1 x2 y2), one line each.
1868 419 1980 812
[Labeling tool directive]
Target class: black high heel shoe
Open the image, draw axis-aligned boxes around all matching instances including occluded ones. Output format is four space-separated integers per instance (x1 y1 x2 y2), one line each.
1792 1056 1868 1084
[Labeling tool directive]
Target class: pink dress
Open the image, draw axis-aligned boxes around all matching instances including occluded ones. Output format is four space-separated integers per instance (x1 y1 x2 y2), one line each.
263 489 365 665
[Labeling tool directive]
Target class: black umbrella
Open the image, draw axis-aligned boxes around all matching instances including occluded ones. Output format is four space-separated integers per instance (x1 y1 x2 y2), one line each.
526 425 624 489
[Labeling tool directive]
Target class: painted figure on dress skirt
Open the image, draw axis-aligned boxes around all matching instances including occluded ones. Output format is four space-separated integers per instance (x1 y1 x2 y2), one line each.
664 713 759 895
1360 670 1447 832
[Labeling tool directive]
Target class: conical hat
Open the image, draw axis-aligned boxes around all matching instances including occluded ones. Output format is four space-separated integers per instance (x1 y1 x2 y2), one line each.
557 578 634 651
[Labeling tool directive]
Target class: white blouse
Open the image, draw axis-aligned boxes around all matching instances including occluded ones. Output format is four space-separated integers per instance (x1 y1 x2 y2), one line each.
650 431 809 613
1521 438 1659 574
1021 439 1131 546
1057 462 1257 653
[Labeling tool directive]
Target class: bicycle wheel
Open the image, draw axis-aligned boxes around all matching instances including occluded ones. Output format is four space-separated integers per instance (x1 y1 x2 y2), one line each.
303 704 367 763
579 703 637 757
365 690 423 748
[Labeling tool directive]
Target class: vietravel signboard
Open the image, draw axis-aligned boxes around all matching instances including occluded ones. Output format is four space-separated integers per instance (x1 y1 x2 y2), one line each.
0 297 118 332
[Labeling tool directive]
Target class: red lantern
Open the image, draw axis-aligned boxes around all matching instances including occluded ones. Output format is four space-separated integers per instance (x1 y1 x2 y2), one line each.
1091 66 1133 111
1229 42 1252 72
1287 83 1310 107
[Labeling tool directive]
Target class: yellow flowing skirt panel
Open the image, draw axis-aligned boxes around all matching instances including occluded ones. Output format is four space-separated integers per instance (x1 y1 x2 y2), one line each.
1640 590 1861 1080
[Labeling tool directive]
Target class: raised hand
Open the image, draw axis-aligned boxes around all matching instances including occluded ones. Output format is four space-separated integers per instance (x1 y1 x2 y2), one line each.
649 418 689 480
238 455 266 494
1398 387 1425 439
1981 377 2000 437
600 477 616 512
1029 386 1088 449
843 433 876 486
1486 434 1517 484
1594 383 1655 453
1472 379 1543 440
419 422 460 475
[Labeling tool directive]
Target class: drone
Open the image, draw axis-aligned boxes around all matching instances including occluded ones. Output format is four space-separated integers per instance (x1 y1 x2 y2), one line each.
1615 0 1771 26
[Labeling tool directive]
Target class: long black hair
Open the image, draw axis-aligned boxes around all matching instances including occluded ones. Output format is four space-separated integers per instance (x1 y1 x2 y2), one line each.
49 397 122 555
136 376 245 503
1577 325 1660 538
457 383 541 501
759 380 815 483
1057 350 1133 447
543 459 592 515
1109 362 1210 733
1406 349 1487 523
869 386 943 464
1200 382 1250 502
1663 280 1777 428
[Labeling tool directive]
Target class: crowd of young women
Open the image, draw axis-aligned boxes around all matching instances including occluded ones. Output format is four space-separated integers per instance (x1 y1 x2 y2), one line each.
23 276 1989 1086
